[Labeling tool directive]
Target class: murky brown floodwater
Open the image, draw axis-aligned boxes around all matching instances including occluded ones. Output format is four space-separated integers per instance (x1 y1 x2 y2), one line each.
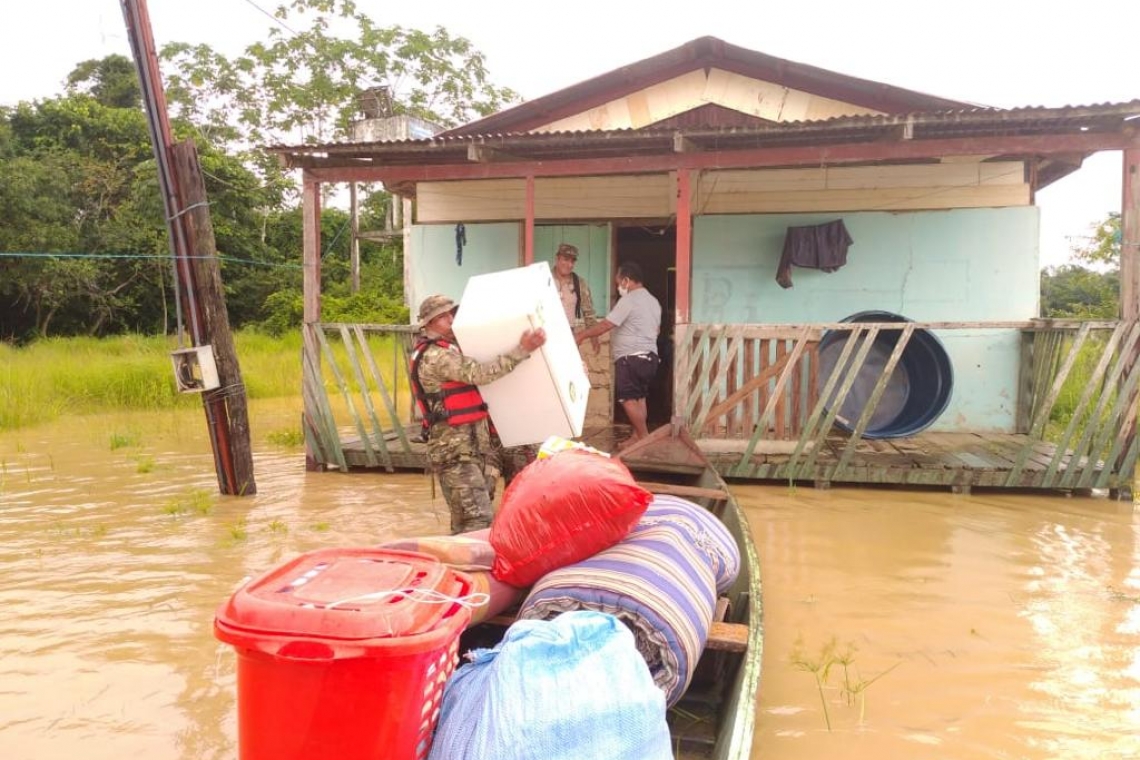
2 399 1138 760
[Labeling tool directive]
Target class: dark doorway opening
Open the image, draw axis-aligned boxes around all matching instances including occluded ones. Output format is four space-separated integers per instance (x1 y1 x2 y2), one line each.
613 224 675 429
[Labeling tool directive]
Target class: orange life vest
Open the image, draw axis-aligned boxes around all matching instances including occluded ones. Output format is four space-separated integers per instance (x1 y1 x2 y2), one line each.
410 337 490 432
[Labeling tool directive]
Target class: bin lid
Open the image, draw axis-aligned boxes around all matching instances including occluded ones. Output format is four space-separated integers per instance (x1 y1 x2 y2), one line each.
216 548 457 640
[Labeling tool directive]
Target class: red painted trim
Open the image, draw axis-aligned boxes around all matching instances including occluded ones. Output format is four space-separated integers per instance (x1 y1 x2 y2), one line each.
309 133 1140 184
675 170 692 325
524 175 535 265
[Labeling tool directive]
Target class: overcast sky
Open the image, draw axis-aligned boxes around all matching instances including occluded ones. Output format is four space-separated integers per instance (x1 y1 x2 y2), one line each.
3 0 1137 267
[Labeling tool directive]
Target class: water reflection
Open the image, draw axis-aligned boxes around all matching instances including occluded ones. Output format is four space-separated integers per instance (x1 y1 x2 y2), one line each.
1 400 1137 760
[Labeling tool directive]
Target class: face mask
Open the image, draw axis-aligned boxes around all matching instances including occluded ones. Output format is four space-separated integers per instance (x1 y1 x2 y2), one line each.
617 285 629 297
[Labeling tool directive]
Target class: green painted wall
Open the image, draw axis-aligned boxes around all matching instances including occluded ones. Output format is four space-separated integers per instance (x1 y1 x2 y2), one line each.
692 207 1041 433
407 222 521 318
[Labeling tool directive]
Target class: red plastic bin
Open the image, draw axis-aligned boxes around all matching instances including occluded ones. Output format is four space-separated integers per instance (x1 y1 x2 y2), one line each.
214 547 472 760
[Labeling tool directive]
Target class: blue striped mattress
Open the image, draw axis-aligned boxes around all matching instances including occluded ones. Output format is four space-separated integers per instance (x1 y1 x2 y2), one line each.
517 496 741 706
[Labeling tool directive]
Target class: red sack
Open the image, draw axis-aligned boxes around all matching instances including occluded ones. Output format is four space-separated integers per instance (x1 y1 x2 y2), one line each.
490 450 652 587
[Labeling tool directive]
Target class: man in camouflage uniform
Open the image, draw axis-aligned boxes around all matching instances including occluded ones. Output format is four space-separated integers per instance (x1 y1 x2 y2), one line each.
411 294 546 533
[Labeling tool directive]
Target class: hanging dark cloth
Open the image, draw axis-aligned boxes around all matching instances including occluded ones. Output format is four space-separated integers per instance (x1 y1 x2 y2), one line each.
455 223 467 266
776 219 853 289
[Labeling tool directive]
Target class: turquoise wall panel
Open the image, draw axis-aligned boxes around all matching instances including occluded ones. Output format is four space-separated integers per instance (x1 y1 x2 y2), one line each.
534 224 613 313
692 207 1041 433
408 223 521 319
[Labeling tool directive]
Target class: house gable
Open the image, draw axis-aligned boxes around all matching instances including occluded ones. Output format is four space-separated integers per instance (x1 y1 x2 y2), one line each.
533 68 883 133
443 36 970 137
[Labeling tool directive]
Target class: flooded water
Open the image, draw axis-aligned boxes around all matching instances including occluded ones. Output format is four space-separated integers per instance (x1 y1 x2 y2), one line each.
1 399 1137 760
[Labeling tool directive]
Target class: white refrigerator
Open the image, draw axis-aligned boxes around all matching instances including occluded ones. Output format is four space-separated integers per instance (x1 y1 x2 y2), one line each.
451 262 590 446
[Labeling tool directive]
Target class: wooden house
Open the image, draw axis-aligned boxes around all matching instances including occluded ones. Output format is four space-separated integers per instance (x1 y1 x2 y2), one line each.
270 37 1140 497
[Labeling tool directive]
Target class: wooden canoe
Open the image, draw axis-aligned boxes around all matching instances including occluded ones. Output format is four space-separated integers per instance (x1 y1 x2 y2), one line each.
480 424 762 759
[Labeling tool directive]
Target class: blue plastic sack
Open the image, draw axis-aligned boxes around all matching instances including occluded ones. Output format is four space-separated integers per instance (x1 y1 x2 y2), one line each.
427 611 673 760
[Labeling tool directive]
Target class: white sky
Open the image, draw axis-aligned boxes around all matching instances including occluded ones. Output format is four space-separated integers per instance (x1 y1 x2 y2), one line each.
2 0 1137 267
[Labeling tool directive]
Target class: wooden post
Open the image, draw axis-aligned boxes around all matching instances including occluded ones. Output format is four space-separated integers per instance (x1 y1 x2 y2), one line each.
524 174 535 265
302 173 322 324
349 182 360 294
1123 149 1139 321
1116 149 1140 498
675 168 693 325
171 141 257 495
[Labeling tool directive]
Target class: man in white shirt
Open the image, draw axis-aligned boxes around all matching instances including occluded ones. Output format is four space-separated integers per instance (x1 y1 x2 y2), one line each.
573 262 662 445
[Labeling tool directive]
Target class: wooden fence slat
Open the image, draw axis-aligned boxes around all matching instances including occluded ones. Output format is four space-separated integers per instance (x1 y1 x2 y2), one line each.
795 326 880 476
1041 326 1127 487
354 325 413 455
785 326 866 478
735 326 814 470
301 324 347 470
339 325 394 470
1004 324 1093 487
1052 323 1135 488
316 327 379 468
830 324 914 479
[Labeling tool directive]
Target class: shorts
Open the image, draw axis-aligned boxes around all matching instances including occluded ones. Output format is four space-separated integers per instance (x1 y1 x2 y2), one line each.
614 352 660 402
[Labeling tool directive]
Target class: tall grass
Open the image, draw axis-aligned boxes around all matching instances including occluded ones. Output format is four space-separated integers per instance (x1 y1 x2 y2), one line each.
0 331 303 431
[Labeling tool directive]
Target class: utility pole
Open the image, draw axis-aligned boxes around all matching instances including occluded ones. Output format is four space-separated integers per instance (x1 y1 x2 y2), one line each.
121 0 256 495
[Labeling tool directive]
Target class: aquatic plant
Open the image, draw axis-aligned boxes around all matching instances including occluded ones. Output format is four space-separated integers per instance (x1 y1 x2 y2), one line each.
790 635 900 730
267 427 304 447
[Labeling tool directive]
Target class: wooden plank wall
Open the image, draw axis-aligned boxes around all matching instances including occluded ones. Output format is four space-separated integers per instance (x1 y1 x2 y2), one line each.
415 162 1029 223
534 68 881 132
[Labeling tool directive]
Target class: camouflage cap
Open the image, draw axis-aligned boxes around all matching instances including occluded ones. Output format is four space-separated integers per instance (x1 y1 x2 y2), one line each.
555 243 579 259
417 294 458 326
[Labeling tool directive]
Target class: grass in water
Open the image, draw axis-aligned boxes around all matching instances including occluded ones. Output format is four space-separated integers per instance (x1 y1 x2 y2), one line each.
790 635 899 730
161 488 214 518
109 431 141 450
135 455 155 474
267 428 304 447
1 331 303 431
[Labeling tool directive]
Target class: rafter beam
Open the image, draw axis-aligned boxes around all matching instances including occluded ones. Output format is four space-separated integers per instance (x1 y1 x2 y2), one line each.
467 143 524 163
673 132 701 153
299 132 1140 184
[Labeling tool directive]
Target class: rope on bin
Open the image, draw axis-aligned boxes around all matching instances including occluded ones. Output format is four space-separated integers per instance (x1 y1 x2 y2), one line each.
325 587 491 611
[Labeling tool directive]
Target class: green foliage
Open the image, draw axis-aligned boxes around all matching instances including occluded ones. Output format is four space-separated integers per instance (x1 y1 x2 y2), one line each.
1040 265 1119 318
1073 213 1121 268
160 0 518 153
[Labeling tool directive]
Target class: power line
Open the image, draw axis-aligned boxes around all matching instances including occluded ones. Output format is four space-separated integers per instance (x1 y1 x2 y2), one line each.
238 0 300 37
0 251 304 269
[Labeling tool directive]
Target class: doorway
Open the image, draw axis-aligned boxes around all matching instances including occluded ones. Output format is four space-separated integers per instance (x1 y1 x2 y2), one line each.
613 224 675 429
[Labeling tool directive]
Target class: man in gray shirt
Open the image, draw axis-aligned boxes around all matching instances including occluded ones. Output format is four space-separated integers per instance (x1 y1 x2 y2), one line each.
573 261 662 445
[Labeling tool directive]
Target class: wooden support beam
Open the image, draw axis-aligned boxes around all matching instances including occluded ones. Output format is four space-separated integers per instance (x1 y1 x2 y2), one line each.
303 132 1140 184
524 174 535 265
467 143 524 163
675 168 692 324
302 173 322 324
1123 149 1139 321
673 132 701 153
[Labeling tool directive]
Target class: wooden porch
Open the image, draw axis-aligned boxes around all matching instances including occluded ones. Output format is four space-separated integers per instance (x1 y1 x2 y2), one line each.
300 318 1139 498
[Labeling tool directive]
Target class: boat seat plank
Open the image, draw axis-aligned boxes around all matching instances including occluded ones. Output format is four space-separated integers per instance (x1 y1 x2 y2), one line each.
636 481 731 501
484 615 748 653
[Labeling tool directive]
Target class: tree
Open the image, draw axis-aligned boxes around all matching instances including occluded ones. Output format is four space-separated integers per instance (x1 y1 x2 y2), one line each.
0 64 277 341
1039 212 1122 319
160 0 518 154
66 54 142 109
1072 212 1121 269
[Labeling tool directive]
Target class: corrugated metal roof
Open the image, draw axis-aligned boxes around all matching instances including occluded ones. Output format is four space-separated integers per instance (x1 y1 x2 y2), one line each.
267 101 1140 165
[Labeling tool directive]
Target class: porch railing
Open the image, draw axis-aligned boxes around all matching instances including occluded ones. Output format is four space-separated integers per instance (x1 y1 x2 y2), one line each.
674 320 1140 489
301 322 419 471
